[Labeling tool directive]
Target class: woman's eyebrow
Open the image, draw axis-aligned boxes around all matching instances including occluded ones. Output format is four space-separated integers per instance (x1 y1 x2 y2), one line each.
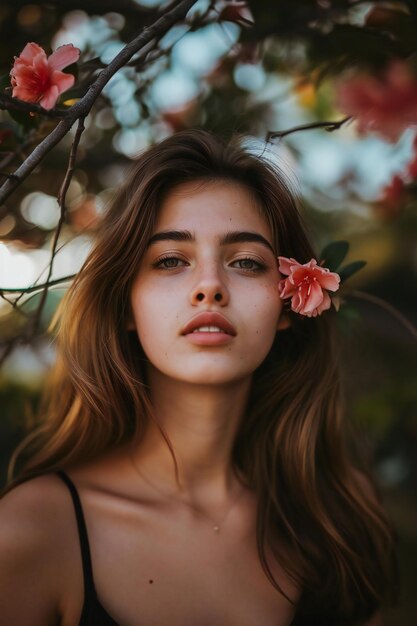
146 229 275 255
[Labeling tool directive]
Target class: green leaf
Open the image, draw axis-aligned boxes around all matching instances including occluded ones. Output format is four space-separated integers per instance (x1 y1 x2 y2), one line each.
319 240 349 271
335 303 361 338
338 260 367 282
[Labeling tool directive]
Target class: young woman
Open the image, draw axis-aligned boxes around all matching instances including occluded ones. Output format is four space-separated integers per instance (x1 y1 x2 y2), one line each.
0 129 398 626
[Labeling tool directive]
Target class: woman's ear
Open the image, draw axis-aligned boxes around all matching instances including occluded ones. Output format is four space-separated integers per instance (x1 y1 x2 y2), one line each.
277 312 291 331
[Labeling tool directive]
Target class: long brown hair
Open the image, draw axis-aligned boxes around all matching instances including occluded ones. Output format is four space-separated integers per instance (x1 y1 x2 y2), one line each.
3 129 398 624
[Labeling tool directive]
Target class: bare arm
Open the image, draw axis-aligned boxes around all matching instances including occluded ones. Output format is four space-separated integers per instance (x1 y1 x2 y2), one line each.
0 476 64 626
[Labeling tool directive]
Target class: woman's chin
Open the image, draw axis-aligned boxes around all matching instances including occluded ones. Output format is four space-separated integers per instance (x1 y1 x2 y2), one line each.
153 367 253 387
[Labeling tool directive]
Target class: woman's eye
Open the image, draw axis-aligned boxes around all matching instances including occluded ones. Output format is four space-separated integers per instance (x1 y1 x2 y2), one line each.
152 256 266 272
233 257 265 272
153 256 187 269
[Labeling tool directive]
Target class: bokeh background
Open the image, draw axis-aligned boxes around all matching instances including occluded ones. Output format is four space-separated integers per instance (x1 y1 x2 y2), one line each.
0 1 416 624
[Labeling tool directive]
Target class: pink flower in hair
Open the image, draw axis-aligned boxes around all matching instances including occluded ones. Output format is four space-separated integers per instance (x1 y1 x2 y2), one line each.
277 256 341 318
10 42 80 110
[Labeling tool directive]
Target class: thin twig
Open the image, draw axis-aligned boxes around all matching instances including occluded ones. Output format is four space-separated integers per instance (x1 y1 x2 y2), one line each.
0 336 19 368
344 287 417 340
27 118 86 338
0 131 47 222
57 118 85 208
0 292 16 306
266 116 353 141
126 0 216 67
0 0 198 205
0 274 76 295
0 204 106 303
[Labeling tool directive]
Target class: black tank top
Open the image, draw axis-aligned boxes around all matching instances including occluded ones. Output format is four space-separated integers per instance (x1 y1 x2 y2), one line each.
55 469 307 626
56 470 119 625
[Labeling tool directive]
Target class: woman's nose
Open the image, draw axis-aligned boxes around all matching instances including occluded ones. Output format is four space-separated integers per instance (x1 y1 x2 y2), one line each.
190 264 230 306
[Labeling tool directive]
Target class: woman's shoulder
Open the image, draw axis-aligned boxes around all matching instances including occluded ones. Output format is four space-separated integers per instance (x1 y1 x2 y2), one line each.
0 472 78 569
0 473 72 625
0 472 72 516
1 472 69 530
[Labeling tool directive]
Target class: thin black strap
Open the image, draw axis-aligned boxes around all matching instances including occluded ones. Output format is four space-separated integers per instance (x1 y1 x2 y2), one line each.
55 469 97 598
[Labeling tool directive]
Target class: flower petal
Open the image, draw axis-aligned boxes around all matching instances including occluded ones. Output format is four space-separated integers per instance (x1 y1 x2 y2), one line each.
278 277 296 298
51 70 75 94
316 289 332 314
39 85 60 110
32 54 50 91
313 268 341 291
290 266 310 285
291 290 304 313
302 280 324 314
17 42 46 64
11 84 40 102
48 44 80 71
277 256 301 276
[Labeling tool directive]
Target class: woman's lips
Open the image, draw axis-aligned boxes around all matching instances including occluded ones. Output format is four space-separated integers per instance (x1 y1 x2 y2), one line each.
183 331 235 346
181 311 236 336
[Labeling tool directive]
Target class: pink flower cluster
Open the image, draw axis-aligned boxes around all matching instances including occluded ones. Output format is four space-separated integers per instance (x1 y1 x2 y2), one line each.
277 256 341 318
218 1 254 27
378 132 417 212
10 42 80 110
335 59 417 143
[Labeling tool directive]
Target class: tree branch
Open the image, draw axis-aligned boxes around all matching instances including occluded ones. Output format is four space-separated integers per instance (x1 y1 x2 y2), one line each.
0 336 19 368
344 287 417 340
0 0 198 205
266 116 352 141
0 274 76 296
9 0 162 19
26 117 86 338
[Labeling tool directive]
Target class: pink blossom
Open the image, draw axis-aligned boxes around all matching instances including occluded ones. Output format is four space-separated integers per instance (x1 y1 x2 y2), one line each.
374 173 406 220
382 174 405 200
335 59 417 143
10 42 80 110
277 256 341 318
407 153 417 178
406 133 417 178
218 1 254 27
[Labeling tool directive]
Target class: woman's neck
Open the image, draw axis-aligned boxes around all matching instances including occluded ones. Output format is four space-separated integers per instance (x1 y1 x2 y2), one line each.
128 365 253 503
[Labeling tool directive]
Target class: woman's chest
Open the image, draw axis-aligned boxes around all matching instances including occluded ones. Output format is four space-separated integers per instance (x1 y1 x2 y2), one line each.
89 534 297 626
62 484 300 626
62 478 299 626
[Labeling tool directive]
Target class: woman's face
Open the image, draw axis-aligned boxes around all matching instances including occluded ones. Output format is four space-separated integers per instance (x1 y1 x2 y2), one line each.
129 179 289 386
